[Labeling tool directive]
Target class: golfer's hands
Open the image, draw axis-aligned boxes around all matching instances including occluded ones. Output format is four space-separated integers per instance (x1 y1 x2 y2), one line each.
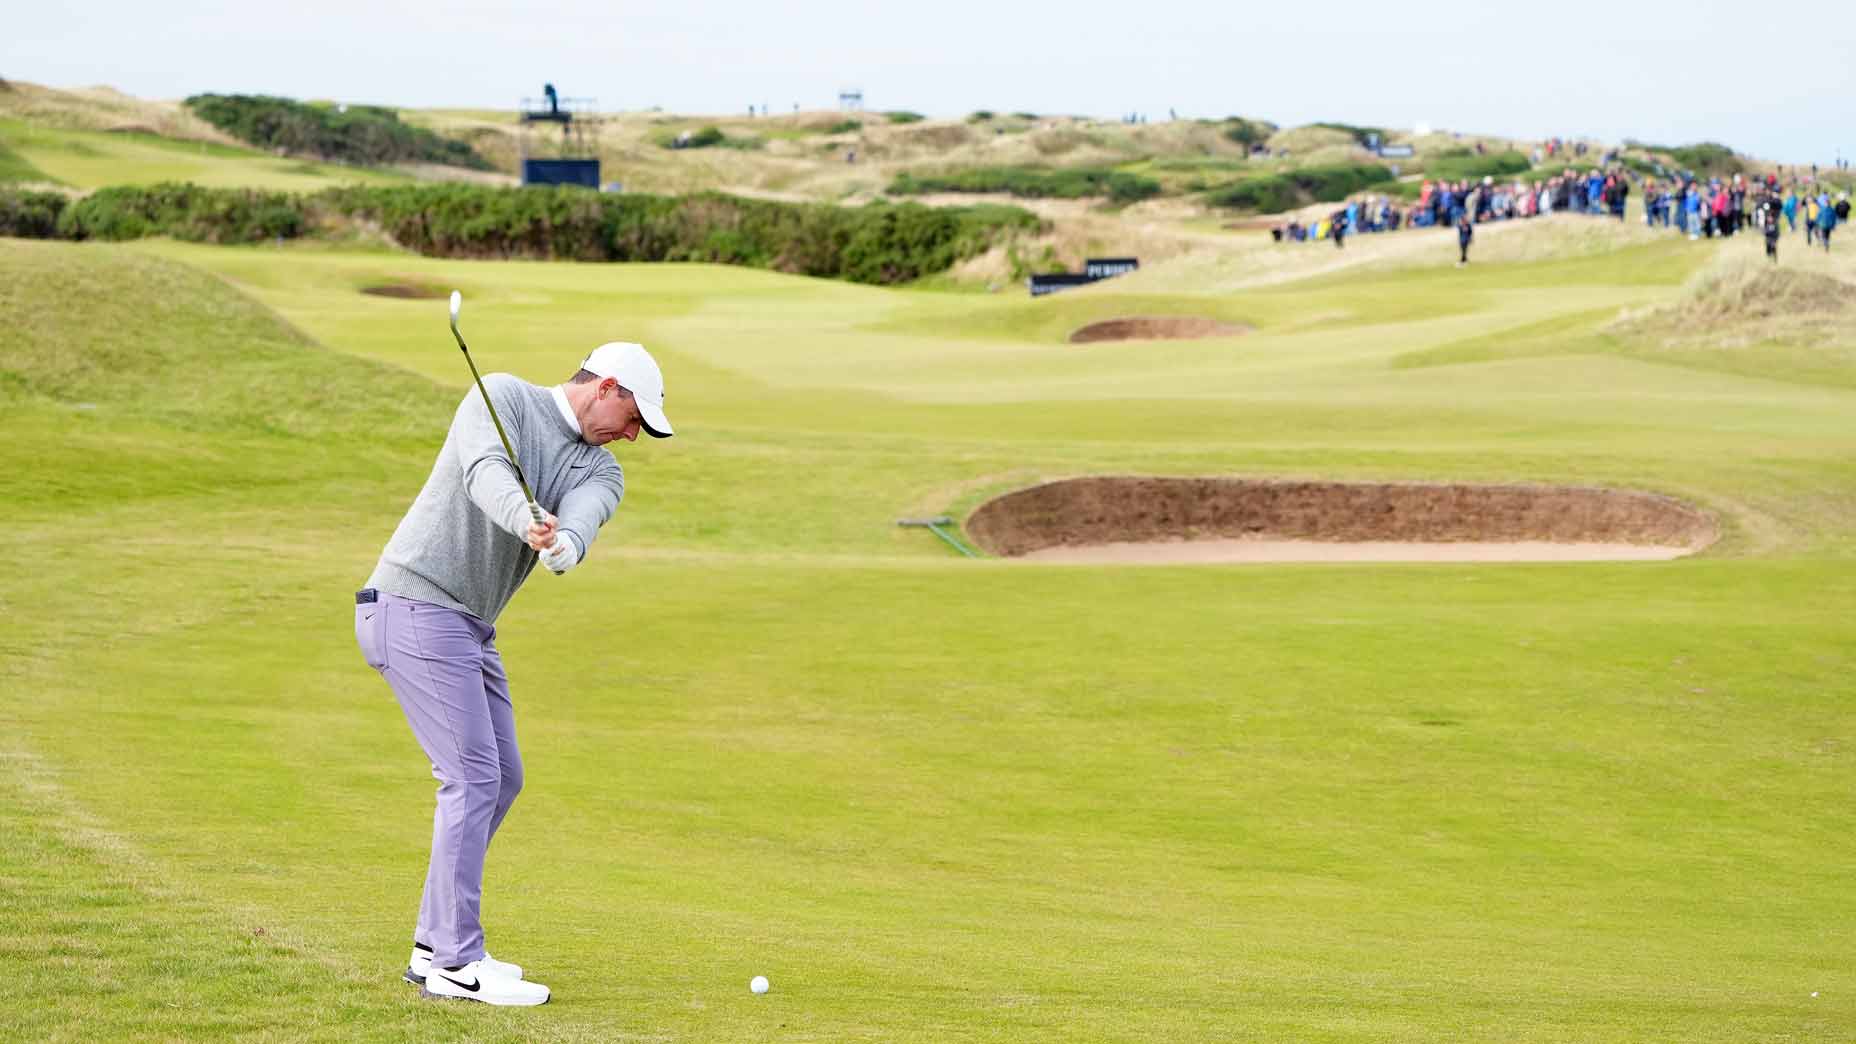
523 511 558 552
539 533 581 575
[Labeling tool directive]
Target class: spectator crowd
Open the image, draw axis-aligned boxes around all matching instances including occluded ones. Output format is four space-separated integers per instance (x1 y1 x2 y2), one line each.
1272 155 1849 260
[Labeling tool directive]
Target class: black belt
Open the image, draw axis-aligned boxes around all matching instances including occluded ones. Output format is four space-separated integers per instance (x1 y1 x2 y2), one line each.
356 588 378 604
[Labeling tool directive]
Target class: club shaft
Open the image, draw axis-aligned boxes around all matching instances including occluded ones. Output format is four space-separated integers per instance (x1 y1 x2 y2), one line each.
452 330 543 519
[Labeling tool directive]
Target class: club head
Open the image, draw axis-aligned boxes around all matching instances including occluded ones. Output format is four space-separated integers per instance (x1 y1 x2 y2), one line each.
449 290 462 326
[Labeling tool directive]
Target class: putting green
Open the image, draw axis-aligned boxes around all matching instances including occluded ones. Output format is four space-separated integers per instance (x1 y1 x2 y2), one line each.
2 229 1852 1042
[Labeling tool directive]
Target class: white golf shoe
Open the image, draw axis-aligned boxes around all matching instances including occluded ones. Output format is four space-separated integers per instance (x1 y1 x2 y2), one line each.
420 959 550 1006
406 943 524 986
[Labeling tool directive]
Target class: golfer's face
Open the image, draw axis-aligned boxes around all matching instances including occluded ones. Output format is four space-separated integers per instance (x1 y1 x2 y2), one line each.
587 382 643 445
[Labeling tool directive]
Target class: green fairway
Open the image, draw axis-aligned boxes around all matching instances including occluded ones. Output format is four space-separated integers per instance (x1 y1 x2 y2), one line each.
0 118 409 191
3 228 1853 1042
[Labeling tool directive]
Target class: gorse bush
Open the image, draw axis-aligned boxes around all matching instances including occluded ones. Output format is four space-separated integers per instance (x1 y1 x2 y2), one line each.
888 166 1162 204
57 183 303 242
183 94 490 170
658 126 762 150
2 183 1040 285
885 111 925 124
1423 149 1532 182
1220 117 1276 147
0 189 67 237
1653 142 1744 177
661 126 727 149
1202 163 1394 212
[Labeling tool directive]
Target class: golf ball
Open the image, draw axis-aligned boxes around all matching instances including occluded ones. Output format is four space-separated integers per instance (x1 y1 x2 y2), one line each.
750 975 770 994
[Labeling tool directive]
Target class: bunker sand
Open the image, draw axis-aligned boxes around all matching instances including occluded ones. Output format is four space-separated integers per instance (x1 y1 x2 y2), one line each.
1022 538 1693 564
968 477 1717 562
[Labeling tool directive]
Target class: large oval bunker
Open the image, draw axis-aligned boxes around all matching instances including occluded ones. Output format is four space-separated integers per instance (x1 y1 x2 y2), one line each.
965 478 1717 563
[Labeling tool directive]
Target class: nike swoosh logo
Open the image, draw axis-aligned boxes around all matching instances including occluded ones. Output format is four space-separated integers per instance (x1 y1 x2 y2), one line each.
438 972 481 993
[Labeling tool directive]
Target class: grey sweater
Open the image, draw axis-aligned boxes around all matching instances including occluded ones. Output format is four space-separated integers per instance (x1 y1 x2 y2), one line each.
365 374 624 622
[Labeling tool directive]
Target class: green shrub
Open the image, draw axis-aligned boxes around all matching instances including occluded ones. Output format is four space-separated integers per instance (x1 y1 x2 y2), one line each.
660 125 763 150
57 183 305 243
823 120 863 135
18 181 1040 285
1617 155 1660 178
322 184 1041 282
182 94 490 170
1423 149 1531 183
0 188 68 237
1641 141 1744 177
888 165 1162 204
1220 117 1274 147
968 111 995 122
1202 163 1394 212
885 111 925 124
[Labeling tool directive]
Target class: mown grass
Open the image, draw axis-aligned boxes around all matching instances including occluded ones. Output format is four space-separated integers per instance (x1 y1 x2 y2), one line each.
0 134 59 184
0 118 408 191
3 229 1854 1041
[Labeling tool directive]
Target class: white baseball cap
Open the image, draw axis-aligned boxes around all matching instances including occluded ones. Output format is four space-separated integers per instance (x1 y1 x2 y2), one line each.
581 342 672 438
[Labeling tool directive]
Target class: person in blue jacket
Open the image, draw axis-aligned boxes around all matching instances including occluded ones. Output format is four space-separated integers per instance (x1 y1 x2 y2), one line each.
1456 211 1474 267
1819 193 1839 252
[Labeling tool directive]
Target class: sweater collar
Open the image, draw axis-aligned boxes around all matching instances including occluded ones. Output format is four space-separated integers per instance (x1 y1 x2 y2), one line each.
549 385 583 440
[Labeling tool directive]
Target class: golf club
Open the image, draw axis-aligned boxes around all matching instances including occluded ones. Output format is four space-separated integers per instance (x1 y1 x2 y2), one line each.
448 290 562 569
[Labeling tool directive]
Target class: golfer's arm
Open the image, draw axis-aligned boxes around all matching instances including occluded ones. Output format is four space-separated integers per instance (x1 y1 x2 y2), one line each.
553 461 623 560
452 385 534 539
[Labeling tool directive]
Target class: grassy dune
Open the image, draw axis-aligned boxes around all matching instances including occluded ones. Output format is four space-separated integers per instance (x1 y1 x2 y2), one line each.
3 223 1854 1041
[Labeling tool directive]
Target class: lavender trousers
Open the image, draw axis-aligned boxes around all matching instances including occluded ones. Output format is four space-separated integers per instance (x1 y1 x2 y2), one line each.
355 590 523 968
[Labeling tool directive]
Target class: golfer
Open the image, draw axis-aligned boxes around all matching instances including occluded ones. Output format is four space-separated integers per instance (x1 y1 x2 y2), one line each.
353 342 672 1006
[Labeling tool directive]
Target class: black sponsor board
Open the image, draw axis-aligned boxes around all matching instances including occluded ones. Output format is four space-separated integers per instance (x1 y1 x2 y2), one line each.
523 159 602 187
1028 273 1099 297
1084 256 1139 278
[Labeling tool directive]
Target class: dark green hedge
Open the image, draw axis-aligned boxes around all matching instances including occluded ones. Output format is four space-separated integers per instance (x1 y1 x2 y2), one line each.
888 166 1162 204
1202 163 1394 212
1422 149 1531 182
183 94 491 171
0 189 67 237
4 183 1041 285
1639 141 1744 177
1220 117 1275 147
57 183 303 242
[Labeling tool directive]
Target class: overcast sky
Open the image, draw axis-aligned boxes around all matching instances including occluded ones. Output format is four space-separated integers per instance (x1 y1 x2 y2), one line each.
7 1 1853 165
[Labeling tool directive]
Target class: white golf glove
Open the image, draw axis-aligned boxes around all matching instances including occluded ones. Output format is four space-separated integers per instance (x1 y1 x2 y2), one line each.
539 533 581 575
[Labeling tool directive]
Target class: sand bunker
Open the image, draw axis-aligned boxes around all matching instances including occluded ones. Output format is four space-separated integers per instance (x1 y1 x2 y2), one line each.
1069 317 1251 343
360 283 445 300
965 478 1716 564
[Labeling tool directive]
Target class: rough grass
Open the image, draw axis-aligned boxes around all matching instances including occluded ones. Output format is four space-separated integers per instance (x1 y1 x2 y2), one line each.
1607 248 1856 387
0 80 237 143
4 223 1856 1042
